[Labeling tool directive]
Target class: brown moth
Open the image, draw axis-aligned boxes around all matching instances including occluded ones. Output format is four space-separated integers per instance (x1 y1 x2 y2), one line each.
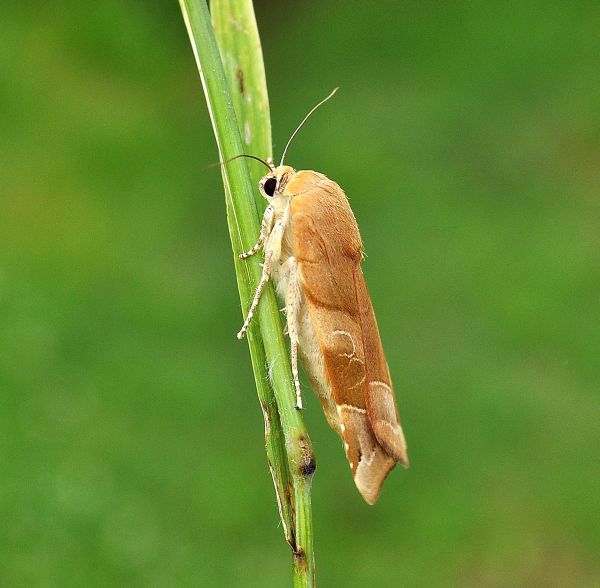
236 89 408 504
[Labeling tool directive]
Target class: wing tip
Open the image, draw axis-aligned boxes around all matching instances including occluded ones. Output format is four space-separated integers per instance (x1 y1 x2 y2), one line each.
373 420 409 467
353 447 397 505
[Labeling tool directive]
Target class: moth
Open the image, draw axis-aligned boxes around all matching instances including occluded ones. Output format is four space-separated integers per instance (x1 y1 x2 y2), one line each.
235 89 408 504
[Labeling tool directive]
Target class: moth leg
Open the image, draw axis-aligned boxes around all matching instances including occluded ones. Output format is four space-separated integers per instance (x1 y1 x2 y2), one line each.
237 219 284 339
285 257 303 409
240 205 274 260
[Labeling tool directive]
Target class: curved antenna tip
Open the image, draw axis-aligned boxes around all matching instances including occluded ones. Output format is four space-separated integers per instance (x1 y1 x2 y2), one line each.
279 87 340 166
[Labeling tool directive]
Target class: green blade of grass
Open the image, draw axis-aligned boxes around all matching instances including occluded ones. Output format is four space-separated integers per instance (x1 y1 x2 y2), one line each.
178 1 315 585
211 0 272 189
211 0 295 554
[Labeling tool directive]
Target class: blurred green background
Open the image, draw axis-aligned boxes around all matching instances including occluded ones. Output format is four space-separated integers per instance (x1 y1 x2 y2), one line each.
1 1 599 586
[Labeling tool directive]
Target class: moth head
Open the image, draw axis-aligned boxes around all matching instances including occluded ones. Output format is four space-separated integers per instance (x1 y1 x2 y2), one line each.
259 166 294 199
220 89 339 200
258 87 339 200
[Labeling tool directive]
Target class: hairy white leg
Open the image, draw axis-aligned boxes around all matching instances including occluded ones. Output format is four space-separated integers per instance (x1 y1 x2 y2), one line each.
240 205 274 260
285 257 303 409
237 219 284 339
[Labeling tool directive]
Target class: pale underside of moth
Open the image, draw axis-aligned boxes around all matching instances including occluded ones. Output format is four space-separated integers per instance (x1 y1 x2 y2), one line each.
238 164 409 504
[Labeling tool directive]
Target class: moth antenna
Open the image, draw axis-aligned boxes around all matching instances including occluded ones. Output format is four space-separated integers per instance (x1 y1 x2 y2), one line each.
208 154 274 172
279 87 339 166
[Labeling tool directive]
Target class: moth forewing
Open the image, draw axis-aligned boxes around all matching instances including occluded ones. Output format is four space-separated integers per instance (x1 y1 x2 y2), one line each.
354 267 409 465
238 165 408 503
287 170 408 504
232 89 408 503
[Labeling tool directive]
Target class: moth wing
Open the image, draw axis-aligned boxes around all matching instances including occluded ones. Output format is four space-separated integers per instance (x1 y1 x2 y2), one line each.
289 172 407 504
354 266 409 466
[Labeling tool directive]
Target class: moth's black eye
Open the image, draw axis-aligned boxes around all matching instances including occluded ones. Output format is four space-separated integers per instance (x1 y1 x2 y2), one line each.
263 177 277 197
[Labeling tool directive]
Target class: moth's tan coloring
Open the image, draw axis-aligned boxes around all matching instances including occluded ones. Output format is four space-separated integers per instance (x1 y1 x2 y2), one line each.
236 90 408 504
238 164 409 504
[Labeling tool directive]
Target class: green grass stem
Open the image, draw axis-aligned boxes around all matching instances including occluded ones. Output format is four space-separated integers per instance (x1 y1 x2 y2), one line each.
178 1 315 585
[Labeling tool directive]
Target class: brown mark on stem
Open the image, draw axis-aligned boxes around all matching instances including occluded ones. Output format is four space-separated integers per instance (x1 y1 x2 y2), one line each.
236 68 244 96
284 480 296 550
293 546 308 572
298 435 316 478
285 480 293 505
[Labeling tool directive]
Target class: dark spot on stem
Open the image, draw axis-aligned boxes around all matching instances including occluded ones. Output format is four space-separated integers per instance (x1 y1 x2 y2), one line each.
298 436 317 478
300 456 317 477
293 546 307 570
236 68 244 95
